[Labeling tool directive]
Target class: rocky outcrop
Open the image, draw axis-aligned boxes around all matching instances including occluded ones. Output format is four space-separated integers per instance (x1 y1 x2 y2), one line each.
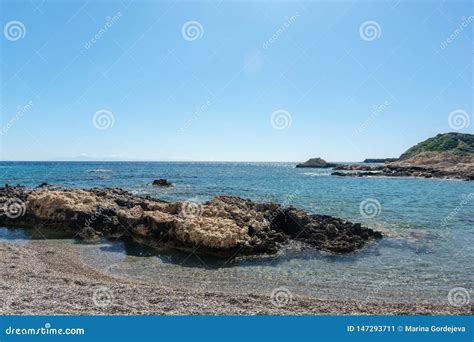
296 158 337 168
386 152 474 179
152 179 172 186
333 133 474 180
0 185 381 258
399 132 474 160
333 153 474 180
363 158 397 163
333 164 378 171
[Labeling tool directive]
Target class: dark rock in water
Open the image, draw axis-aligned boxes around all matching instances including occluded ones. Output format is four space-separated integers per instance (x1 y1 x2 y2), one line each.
0 186 382 259
152 179 172 186
363 158 398 163
331 171 383 177
36 182 49 188
296 158 337 168
333 165 381 171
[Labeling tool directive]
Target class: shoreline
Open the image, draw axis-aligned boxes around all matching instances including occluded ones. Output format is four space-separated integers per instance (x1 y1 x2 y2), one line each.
0 241 469 315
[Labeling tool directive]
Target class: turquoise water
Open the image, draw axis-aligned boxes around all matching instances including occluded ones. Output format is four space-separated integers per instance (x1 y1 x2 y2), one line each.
0 161 473 303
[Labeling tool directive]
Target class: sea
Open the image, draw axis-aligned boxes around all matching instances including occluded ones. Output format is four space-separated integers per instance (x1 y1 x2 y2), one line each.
0 161 472 304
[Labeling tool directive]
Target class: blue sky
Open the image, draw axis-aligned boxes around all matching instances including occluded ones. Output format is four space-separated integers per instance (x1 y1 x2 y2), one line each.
0 0 472 161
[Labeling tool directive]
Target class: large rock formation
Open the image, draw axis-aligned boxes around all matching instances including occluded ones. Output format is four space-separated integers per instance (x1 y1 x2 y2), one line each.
333 133 474 180
296 158 337 168
0 185 381 258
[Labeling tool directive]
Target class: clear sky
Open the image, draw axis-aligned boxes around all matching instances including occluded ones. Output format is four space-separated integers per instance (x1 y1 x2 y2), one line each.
0 0 472 162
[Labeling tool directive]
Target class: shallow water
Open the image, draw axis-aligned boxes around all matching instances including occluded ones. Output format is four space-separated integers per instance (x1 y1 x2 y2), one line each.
0 161 473 304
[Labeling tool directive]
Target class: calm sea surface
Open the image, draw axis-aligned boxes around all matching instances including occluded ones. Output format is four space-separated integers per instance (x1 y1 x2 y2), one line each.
0 161 472 303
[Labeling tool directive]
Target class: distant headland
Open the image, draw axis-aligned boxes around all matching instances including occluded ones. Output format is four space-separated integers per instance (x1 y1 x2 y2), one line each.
297 133 474 180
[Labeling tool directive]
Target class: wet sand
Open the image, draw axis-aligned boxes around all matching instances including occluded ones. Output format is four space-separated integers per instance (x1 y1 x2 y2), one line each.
0 242 469 315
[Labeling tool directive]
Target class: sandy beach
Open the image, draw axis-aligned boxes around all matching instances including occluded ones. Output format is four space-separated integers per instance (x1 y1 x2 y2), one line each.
0 241 469 316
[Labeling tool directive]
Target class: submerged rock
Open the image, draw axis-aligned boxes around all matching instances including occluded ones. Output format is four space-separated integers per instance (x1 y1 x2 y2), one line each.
0 185 382 258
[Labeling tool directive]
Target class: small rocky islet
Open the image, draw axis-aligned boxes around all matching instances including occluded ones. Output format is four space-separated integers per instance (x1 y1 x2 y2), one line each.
0 185 381 259
296 132 474 180
295 158 337 168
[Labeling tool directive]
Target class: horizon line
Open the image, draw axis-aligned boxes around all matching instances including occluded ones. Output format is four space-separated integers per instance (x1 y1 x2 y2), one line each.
0 159 371 163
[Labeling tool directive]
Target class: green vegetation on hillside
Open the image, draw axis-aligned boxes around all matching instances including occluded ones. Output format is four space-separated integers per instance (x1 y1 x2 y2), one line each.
399 133 474 160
